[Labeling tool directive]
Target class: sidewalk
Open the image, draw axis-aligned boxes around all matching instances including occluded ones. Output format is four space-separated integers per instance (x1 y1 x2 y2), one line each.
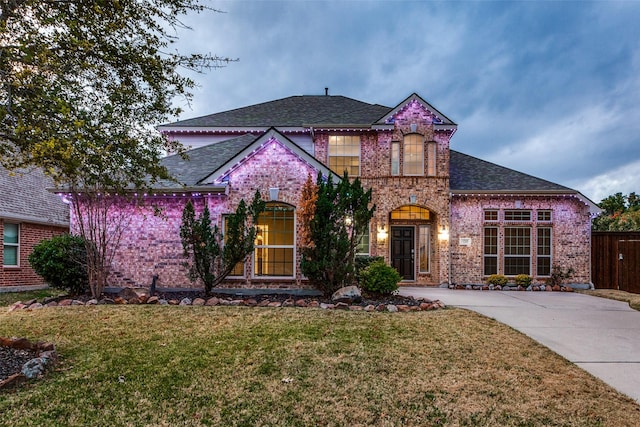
399 287 640 403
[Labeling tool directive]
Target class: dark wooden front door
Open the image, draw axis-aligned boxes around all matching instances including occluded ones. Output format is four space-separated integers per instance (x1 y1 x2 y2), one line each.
391 226 414 280
619 240 640 293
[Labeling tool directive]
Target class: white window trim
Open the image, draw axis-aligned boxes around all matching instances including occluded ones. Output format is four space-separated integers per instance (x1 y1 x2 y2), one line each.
3 222 20 268
252 207 296 279
483 226 499 276
403 134 424 176
537 227 553 277
328 134 361 177
503 226 532 276
355 223 371 256
391 141 400 176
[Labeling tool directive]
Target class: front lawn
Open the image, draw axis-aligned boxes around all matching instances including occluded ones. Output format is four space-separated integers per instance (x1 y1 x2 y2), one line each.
1 306 638 426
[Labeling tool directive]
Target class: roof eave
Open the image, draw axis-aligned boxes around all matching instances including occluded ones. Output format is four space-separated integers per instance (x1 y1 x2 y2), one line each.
451 190 601 215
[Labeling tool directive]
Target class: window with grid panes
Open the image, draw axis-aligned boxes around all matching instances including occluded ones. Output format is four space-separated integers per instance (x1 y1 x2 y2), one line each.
254 203 295 277
484 210 498 221
537 210 552 222
504 210 531 221
426 142 437 176
504 227 531 275
3 223 19 266
484 227 498 275
403 134 424 175
328 135 360 176
537 227 552 276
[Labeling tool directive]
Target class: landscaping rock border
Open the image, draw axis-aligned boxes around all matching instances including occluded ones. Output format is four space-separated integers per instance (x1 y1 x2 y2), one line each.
6 291 445 313
0 337 57 390
447 283 575 292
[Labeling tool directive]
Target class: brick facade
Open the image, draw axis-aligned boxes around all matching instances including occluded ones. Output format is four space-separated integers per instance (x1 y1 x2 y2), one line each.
0 219 68 288
450 195 592 285
72 94 595 290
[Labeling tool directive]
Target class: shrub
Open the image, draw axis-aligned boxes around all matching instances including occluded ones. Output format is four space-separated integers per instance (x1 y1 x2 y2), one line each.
486 274 508 286
29 234 88 295
546 266 575 287
355 255 384 281
514 274 532 287
359 260 401 296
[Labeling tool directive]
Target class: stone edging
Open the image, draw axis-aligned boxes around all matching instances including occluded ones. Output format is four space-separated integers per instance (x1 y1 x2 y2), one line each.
7 295 445 313
0 337 57 390
448 283 575 292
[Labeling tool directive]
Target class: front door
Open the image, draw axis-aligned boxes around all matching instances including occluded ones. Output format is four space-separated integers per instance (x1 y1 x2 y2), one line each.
391 226 414 280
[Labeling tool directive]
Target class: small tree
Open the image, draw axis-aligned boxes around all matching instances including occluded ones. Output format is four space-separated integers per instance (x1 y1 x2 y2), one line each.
180 191 265 294
301 172 375 296
29 234 88 295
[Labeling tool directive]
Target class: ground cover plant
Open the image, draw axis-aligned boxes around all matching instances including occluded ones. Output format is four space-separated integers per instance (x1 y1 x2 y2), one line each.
1 306 639 426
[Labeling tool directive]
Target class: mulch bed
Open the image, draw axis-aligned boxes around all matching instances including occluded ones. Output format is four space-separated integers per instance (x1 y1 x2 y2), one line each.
0 347 37 382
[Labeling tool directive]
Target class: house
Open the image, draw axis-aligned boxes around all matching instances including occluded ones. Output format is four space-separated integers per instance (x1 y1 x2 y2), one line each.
74 93 598 289
0 165 70 288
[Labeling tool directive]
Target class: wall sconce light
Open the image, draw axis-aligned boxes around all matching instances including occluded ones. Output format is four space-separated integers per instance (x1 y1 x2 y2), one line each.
438 226 449 241
377 225 388 242
409 194 417 204
344 216 353 226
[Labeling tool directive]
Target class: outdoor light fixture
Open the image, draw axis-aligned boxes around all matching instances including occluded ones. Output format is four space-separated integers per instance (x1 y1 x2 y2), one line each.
438 226 449 241
377 225 388 242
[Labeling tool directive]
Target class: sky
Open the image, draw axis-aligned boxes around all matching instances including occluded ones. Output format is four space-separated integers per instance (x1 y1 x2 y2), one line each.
169 0 640 204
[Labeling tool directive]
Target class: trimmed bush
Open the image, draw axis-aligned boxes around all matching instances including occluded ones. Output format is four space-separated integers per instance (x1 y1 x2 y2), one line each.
486 274 508 286
355 255 384 281
514 274 533 287
359 260 401 296
28 234 88 295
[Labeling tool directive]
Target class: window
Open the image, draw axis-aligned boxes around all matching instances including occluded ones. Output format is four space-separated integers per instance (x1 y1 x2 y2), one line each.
390 205 430 221
504 210 531 221
329 135 360 176
484 227 498 275
537 210 552 222
504 227 531 275
254 203 295 277
419 225 430 273
484 210 498 221
355 224 370 256
537 227 552 276
426 141 437 176
403 134 424 175
3 223 19 267
222 216 245 276
391 141 400 176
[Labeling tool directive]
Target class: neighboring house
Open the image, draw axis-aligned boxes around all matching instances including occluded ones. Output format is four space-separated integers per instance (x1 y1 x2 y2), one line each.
0 165 70 288
67 93 599 289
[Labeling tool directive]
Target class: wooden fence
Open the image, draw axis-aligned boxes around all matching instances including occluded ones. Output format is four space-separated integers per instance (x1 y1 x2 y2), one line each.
592 231 640 293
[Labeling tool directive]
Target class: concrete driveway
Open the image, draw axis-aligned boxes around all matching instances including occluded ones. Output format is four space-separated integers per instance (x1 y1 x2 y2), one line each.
399 287 640 403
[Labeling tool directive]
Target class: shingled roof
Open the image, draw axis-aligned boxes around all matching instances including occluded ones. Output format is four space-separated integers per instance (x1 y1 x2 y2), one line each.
0 166 69 227
157 134 257 189
450 150 575 193
162 95 392 128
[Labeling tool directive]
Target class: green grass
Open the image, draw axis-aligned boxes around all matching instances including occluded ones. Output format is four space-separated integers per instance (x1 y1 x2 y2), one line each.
1 306 639 426
0 288 66 307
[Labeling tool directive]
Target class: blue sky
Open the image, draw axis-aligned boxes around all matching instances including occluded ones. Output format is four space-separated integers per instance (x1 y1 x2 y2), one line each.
171 0 640 203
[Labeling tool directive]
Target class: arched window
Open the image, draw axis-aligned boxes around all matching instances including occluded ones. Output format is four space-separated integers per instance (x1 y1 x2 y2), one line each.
254 203 295 277
403 134 424 175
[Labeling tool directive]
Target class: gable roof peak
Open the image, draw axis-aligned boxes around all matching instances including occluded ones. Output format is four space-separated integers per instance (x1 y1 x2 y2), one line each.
376 93 457 127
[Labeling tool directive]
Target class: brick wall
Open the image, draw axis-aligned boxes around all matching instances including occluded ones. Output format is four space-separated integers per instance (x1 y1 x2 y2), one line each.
0 219 68 288
104 138 321 289
450 194 593 285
